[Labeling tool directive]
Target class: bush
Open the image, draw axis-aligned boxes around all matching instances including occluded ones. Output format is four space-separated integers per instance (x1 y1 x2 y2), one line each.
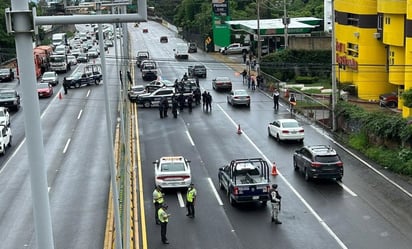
295 76 318 84
402 89 412 108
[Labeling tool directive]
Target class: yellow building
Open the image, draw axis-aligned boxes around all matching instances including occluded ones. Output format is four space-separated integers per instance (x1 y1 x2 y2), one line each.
335 0 412 117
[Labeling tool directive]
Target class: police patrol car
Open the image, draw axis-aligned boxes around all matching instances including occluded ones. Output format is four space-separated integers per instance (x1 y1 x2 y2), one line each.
154 156 192 189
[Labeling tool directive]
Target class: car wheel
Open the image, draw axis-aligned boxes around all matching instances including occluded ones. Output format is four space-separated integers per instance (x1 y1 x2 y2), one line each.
304 168 311 181
75 82 81 88
143 101 151 108
276 134 280 142
1 146 5 156
336 176 342 181
228 191 235 206
293 159 299 171
267 128 271 137
219 179 224 190
8 136 11 147
387 101 397 108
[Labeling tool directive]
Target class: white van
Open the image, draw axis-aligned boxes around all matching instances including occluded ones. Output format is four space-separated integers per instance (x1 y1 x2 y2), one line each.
174 43 189 59
52 33 67 47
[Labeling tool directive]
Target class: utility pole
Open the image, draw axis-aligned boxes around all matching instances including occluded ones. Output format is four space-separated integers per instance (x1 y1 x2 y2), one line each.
283 0 289 49
257 0 261 75
4 1 147 249
331 0 337 131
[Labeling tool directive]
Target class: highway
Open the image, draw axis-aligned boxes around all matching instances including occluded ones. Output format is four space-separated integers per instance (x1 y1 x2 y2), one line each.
0 19 410 249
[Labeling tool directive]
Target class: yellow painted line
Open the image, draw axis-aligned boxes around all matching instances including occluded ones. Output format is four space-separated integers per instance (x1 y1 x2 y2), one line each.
133 102 148 249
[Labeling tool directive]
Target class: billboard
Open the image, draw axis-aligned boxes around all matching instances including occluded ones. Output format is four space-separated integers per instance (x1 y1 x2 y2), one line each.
212 0 228 17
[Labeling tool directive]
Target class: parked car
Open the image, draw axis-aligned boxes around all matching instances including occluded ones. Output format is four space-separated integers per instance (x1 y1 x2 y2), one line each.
87 48 99 58
145 79 174 93
212 76 232 91
153 156 191 189
67 55 78 66
136 50 150 68
160 36 168 43
128 85 146 102
36 82 54 98
77 53 89 63
379 92 398 108
227 89 250 107
188 42 197 53
293 145 343 181
0 68 14 82
70 48 81 57
0 89 20 111
267 119 304 143
0 107 10 126
41 71 59 86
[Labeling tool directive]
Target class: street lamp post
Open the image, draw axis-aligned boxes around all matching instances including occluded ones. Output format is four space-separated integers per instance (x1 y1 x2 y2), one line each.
283 0 289 49
257 0 261 75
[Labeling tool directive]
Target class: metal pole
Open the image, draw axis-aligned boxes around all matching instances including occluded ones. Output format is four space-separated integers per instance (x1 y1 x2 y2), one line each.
331 0 337 131
283 0 288 49
257 0 261 75
8 1 54 249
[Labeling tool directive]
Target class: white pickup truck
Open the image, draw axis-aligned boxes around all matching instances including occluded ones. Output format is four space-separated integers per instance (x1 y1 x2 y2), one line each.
219 43 250 55
0 124 12 156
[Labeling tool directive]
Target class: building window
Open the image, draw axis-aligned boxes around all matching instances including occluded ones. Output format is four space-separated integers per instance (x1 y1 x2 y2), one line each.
385 16 391 25
377 14 383 31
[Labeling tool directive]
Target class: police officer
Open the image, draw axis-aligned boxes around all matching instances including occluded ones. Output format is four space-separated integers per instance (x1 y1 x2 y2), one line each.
162 97 169 118
178 92 185 111
186 183 197 218
206 92 212 112
269 184 282 224
172 97 178 118
158 99 164 119
152 186 164 224
158 203 171 244
187 94 193 112
63 77 69 95
273 88 280 111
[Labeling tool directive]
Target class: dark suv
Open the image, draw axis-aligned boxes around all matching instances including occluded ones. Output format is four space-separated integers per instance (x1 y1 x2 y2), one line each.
0 89 20 111
293 145 343 181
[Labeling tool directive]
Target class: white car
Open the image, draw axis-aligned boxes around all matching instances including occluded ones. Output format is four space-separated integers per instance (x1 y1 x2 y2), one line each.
0 107 10 127
154 156 192 189
67 55 77 66
267 119 304 142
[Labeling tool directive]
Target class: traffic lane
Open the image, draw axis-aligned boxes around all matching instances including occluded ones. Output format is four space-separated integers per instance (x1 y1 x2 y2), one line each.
181 108 343 249
137 107 246 249
213 92 412 248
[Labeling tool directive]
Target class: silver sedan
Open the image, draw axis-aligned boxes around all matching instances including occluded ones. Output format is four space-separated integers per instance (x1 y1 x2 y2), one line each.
227 89 250 107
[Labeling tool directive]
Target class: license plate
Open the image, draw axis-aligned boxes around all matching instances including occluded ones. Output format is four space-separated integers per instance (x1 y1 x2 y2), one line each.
252 196 259 200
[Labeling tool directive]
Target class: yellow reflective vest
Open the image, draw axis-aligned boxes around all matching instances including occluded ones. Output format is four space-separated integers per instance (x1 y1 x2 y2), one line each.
158 208 168 223
153 189 164 204
186 187 196 202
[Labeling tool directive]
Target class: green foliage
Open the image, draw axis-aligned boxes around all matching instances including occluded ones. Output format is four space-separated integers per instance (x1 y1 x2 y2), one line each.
295 76 318 84
348 132 369 151
401 89 412 108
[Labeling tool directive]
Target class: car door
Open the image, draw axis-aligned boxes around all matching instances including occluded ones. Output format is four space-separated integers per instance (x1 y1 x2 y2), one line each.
270 120 280 136
294 148 306 170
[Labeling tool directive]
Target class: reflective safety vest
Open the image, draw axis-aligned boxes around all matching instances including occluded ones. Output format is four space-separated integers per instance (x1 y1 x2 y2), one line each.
158 208 168 223
153 189 164 204
186 188 196 202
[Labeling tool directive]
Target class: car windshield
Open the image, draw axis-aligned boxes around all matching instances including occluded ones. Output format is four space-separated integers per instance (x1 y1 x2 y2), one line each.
282 121 299 128
37 83 50 89
234 90 247 96
0 112 4 117
216 77 229 81
315 155 340 163
161 162 186 172
50 56 64 62
0 92 15 99
0 69 9 74
132 86 144 91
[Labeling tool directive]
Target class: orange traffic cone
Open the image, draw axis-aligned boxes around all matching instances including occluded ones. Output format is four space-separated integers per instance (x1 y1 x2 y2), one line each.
237 124 242 135
271 162 278 176
58 92 62 100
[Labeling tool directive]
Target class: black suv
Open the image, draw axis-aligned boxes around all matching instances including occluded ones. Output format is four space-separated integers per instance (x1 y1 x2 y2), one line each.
293 145 343 181
0 89 20 111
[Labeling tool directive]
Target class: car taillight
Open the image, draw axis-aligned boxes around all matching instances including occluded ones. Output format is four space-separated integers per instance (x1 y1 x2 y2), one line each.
234 97 239 99
311 162 322 167
282 130 290 134
299 129 304 133
336 161 343 167
233 187 239 195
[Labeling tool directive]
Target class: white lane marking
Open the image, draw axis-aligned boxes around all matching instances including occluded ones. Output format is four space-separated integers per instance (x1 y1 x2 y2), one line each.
86 89 91 98
311 125 412 199
217 103 348 249
208 177 223 206
177 191 185 207
63 139 71 154
337 181 357 197
186 130 195 146
77 109 83 120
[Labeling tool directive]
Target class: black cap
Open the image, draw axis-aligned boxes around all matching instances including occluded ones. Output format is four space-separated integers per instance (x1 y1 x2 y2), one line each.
272 184 278 189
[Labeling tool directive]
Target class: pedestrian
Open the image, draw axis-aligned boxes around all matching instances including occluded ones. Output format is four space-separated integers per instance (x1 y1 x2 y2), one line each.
289 93 297 112
186 183 197 218
195 76 199 87
178 92 185 111
251 75 256 91
63 77 69 95
158 99 164 119
242 52 247 64
172 97 178 118
152 186 164 225
273 88 280 111
206 92 212 112
202 90 207 110
241 69 247 84
269 184 282 224
182 72 188 81
162 97 169 118
247 75 251 89
194 88 201 105
158 203 171 244
187 94 193 112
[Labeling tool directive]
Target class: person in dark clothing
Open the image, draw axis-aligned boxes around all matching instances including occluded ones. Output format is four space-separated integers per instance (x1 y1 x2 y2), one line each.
202 91 207 110
178 92 185 111
63 77 69 94
174 79 179 93
172 98 178 118
194 88 201 105
241 69 247 84
187 94 193 112
205 92 212 112
182 72 188 81
269 184 282 224
273 88 280 111
162 97 169 118
159 99 164 118
242 52 247 64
